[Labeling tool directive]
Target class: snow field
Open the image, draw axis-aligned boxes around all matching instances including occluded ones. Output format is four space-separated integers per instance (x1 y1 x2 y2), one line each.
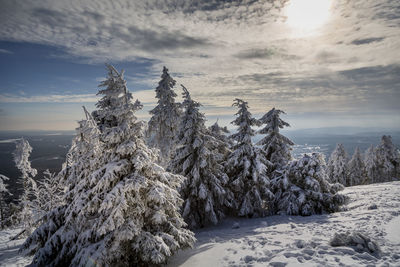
167 181 400 267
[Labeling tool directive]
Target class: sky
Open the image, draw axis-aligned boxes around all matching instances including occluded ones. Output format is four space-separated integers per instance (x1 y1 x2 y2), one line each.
0 0 399 131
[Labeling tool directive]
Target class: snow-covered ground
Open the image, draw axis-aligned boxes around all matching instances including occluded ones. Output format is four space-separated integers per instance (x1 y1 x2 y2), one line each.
1 182 399 267
167 181 400 267
0 229 32 266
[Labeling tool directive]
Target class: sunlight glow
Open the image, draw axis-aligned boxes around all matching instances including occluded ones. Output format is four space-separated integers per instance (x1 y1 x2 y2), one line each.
285 0 332 33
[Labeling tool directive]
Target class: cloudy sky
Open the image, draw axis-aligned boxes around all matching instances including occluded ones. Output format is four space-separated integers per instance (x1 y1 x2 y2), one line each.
0 0 399 131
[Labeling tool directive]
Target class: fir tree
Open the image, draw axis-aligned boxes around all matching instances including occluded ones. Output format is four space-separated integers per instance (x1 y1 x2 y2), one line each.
226 99 273 217
208 120 233 147
22 65 194 266
258 108 294 169
327 144 348 186
13 138 38 234
147 66 182 166
374 135 400 182
272 153 346 216
347 147 367 186
169 86 232 228
35 170 63 217
364 145 378 184
0 174 11 229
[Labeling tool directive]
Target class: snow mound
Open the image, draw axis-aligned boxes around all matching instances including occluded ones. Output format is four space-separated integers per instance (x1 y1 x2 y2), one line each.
330 231 381 256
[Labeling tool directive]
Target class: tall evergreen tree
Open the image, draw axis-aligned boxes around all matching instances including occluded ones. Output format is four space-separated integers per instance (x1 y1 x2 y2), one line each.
347 147 367 186
147 66 182 165
258 108 294 169
13 138 38 234
272 153 346 216
169 86 232 228
22 65 194 266
327 143 348 186
364 145 378 184
0 174 11 229
226 99 273 217
375 135 400 182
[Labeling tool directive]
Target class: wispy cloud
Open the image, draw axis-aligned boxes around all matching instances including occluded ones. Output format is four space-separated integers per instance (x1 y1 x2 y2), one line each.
0 89 157 105
0 93 99 103
0 48 13 54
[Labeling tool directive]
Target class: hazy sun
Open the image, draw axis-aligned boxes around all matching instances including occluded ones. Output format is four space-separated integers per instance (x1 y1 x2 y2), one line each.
285 0 332 33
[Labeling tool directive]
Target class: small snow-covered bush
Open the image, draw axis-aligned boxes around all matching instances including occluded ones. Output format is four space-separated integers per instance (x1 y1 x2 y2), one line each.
330 231 381 256
272 153 347 216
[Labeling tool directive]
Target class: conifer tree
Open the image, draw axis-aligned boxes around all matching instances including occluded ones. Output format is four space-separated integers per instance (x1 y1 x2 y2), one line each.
226 99 273 217
327 144 348 186
0 174 11 229
272 153 346 216
258 108 294 169
169 86 232 228
347 147 367 186
208 120 233 147
147 66 182 165
374 135 400 182
13 138 38 234
34 170 63 217
364 145 378 184
22 65 194 266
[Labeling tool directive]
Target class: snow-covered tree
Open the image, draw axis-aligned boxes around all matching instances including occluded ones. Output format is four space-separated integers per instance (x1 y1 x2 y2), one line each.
22 65 194 266
13 138 38 234
327 144 348 186
169 86 233 228
35 170 63 217
208 120 233 147
258 108 294 169
0 174 11 229
147 66 182 165
272 153 346 216
347 147 367 186
364 145 378 184
226 99 273 217
374 135 400 182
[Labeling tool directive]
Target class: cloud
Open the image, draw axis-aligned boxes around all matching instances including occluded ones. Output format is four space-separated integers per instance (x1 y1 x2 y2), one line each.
351 37 385 45
0 93 99 103
0 89 157 105
0 48 13 54
0 0 399 119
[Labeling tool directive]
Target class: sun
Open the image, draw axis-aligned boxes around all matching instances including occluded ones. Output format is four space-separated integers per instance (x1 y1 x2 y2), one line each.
285 0 332 33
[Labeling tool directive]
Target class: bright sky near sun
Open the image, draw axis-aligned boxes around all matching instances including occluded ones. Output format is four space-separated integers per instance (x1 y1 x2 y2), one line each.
0 0 399 131
285 0 331 33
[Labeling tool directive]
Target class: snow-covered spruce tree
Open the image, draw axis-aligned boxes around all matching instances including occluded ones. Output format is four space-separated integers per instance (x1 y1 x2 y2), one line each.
208 120 233 147
327 143 348 186
347 147 367 186
0 174 11 229
13 138 39 234
34 170 63 217
226 99 273 217
257 108 294 169
364 145 378 184
272 153 346 216
169 86 233 229
22 65 194 267
374 135 400 182
147 66 182 166
21 107 104 264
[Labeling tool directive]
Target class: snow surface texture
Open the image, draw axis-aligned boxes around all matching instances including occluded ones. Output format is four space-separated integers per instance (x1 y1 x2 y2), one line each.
1 183 399 266
167 181 400 267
